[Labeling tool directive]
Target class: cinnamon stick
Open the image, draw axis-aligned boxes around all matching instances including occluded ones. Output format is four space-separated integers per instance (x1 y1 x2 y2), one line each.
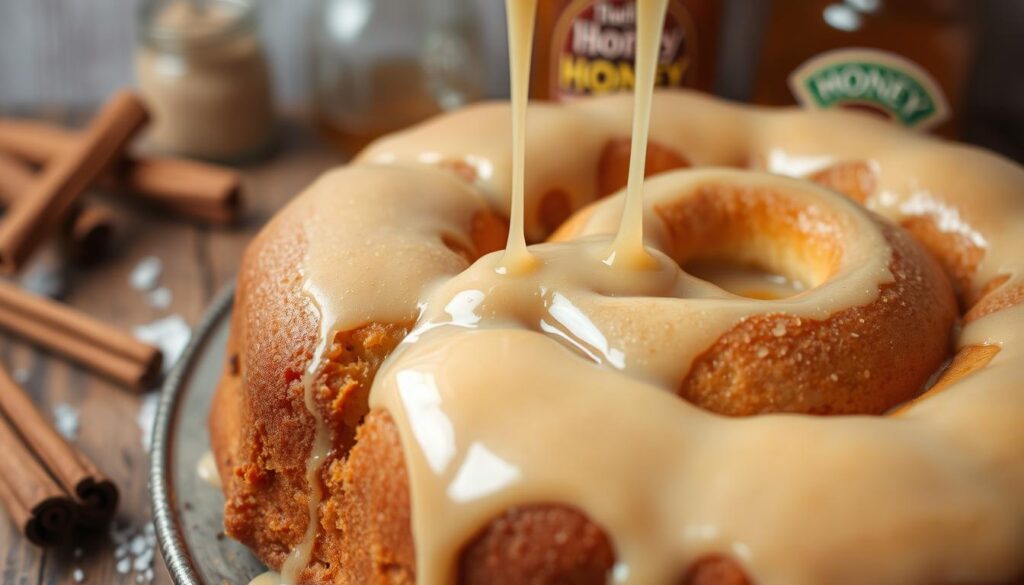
0 413 77 546
0 366 118 528
0 119 68 163
0 118 242 224
65 206 117 263
0 152 118 262
0 91 148 273
0 152 33 199
115 156 242 211
0 280 162 390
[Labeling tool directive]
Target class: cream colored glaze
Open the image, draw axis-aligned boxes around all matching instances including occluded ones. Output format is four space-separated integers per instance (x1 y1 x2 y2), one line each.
196 451 221 488
277 16 1024 585
374 322 1024 585
607 0 668 270
358 94 1024 294
404 170 892 392
500 0 539 274
302 165 492 335
684 260 806 300
278 354 332 582
249 571 282 585
281 166 493 585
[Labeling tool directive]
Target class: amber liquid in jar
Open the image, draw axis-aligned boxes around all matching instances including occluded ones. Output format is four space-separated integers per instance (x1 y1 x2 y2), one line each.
313 59 446 155
309 0 484 156
752 0 979 136
531 0 721 101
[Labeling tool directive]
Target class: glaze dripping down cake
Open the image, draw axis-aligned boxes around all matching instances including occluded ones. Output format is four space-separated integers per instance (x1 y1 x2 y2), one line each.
210 91 1024 585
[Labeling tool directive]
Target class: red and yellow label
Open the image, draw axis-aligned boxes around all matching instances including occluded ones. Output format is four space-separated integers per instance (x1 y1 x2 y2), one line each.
551 0 697 99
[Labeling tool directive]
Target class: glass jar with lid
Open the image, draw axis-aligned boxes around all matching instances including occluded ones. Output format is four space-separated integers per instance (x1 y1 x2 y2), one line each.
136 0 277 162
308 0 486 155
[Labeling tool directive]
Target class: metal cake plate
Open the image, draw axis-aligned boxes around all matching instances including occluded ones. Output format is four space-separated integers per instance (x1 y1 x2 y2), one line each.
151 285 268 584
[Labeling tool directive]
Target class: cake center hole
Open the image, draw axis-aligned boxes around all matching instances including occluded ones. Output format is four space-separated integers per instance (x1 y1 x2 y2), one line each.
684 258 808 300
655 182 846 301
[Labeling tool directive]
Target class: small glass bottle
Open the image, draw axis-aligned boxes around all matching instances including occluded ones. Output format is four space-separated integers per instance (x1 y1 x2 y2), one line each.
136 0 277 162
308 0 485 155
751 0 980 136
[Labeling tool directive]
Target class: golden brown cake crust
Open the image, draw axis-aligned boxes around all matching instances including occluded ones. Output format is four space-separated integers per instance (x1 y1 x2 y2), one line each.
212 196 320 568
653 183 957 415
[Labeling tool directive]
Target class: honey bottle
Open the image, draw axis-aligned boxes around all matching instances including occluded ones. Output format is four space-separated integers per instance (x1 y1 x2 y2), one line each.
751 0 980 136
531 0 722 101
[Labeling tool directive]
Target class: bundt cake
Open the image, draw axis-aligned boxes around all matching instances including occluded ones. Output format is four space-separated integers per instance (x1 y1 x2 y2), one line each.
209 91 1024 584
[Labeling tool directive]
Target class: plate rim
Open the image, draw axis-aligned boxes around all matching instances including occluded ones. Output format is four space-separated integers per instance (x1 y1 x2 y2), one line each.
151 284 236 585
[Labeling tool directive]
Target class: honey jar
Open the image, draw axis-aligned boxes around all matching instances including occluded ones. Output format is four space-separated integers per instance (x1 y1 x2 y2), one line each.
531 0 722 101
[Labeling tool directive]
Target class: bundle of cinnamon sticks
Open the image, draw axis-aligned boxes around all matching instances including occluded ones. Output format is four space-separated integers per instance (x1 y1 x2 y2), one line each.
0 279 162 389
0 118 243 225
0 91 173 390
0 89 243 272
0 365 118 546
0 89 241 545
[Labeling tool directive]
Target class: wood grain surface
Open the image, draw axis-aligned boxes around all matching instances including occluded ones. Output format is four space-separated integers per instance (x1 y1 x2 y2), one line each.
0 107 339 585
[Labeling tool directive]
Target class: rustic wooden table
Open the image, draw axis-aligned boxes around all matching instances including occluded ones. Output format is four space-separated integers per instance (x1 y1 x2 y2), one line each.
0 111 340 585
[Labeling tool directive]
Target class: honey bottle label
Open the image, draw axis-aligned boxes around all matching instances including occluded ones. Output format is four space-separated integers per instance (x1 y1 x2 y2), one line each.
551 0 698 99
789 48 950 131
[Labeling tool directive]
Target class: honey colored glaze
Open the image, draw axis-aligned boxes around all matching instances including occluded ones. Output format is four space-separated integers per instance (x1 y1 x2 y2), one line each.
606 0 669 270
286 153 1024 581
196 451 221 488
278 25 1024 585
401 171 893 392
373 324 1023 584
286 136 1024 583
684 260 806 300
500 0 540 274
321 107 1024 583
280 165 491 585
358 92 1024 294
277 347 332 582
249 571 282 585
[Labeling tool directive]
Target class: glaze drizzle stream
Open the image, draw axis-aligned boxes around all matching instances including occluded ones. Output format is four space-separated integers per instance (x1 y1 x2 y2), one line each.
499 0 540 275
606 0 668 270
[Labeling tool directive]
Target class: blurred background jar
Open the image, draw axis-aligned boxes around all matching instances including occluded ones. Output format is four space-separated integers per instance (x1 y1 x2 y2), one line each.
136 0 277 163
751 0 980 137
309 0 486 155
531 0 722 101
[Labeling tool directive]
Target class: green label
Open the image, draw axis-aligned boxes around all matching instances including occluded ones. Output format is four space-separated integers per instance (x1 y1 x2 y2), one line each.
789 49 950 131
